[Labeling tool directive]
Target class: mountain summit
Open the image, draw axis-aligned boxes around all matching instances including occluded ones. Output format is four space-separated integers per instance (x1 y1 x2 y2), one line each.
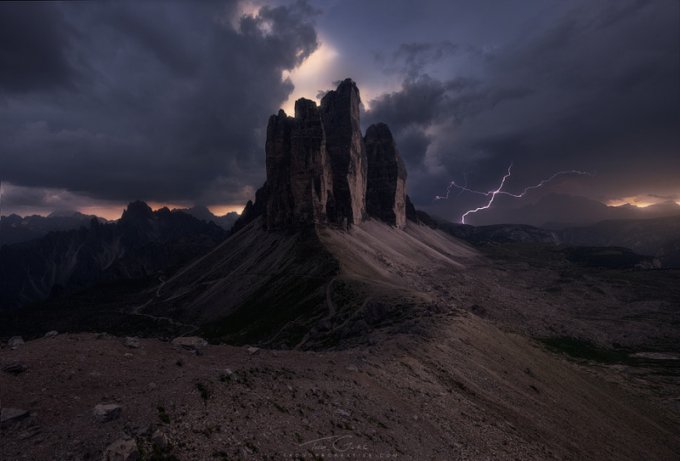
234 78 411 232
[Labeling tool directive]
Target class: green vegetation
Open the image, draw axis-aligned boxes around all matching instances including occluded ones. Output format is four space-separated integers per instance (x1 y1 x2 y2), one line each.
539 337 631 364
157 406 171 424
196 382 210 402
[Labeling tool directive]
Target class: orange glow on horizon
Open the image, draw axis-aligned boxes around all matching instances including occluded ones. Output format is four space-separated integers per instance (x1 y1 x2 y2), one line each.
605 195 675 208
76 205 125 221
147 201 190 212
606 200 654 208
79 202 245 220
208 204 244 216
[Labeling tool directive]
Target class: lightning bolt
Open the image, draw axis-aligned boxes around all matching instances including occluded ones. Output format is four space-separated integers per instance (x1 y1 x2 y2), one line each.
459 164 513 224
436 164 591 224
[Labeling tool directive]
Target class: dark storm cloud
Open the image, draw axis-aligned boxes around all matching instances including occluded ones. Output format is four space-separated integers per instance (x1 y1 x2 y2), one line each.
377 41 459 79
366 75 531 168
365 0 679 215
2 0 678 220
0 3 78 92
0 1 318 209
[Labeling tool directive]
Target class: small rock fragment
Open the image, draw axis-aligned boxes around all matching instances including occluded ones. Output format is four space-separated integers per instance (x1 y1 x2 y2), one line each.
345 365 358 372
93 404 122 422
2 362 28 375
8 336 24 349
336 408 351 417
44 330 59 338
102 438 140 461
0 407 30 428
171 336 208 350
17 425 41 440
247 346 260 355
151 430 169 450
124 337 140 349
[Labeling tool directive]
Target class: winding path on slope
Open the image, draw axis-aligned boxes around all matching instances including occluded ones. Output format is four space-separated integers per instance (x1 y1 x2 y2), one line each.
124 275 200 336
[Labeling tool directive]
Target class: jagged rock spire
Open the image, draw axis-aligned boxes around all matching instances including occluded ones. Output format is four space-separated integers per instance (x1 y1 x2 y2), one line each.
365 123 407 228
232 79 412 233
320 78 367 226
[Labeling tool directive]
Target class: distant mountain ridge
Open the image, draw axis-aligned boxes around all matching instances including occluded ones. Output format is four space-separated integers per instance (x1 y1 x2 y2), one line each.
174 205 239 230
0 201 227 309
429 212 680 268
557 214 680 267
457 193 680 227
0 211 108 246
1 206 240 247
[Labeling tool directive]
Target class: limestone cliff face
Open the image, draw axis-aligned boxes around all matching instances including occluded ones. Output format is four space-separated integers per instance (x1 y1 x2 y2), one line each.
320 79 367 226
288 99 333 227
260 99 335 230
264 110 294 229
365 123 407 228
233 79 416 233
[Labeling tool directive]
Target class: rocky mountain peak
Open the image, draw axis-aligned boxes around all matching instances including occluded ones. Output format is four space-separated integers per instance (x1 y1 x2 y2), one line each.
120 200 153 222
233 79 412 233
320 78 366 226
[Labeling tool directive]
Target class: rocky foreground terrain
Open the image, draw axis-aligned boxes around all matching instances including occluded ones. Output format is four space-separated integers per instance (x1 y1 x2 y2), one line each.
2 308 678 461
2 79 679 460
2 219 679 460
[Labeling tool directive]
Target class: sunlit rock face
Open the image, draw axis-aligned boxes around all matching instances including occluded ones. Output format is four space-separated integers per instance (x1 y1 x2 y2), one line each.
234 79 413 232
364 123 407 228
320 78 367 226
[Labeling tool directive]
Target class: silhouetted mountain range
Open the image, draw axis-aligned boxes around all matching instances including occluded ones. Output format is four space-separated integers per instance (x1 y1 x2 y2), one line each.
0 211 108 246
173 206 239 230
0 201 227 309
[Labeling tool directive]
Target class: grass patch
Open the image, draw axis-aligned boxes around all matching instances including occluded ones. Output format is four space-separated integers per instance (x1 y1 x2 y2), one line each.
157 406 171 424
539 336 631 364
196 382 210 402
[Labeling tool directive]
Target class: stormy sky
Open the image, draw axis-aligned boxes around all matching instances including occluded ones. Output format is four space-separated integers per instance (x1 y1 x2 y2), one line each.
1 0 678 222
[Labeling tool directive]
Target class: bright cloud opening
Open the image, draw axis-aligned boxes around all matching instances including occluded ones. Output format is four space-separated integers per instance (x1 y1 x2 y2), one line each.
281 41 339 114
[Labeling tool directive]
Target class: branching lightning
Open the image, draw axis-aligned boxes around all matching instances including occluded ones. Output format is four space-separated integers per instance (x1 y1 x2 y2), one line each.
435 164 591 224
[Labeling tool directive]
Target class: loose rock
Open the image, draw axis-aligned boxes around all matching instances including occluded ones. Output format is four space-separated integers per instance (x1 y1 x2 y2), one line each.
44 330 59 338
93 403 122 422
171 336 208 350
102 438 140 461
151 429 169 450
8 336 24 349
336 408 351 417
1 407 29 428
2 362 28 375
124 337 140 349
